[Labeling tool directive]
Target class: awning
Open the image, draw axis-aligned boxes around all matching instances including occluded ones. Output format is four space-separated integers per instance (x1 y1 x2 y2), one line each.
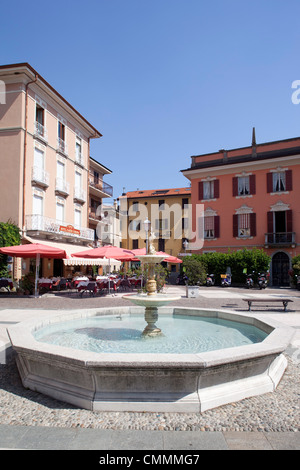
63 258 120 266
23 236 93 259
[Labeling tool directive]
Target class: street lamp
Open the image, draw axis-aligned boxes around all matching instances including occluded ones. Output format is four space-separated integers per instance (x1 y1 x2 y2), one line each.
144 218 151 254
183 239 189 253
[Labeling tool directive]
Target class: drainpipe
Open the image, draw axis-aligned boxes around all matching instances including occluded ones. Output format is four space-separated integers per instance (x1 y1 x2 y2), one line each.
22 74 38 233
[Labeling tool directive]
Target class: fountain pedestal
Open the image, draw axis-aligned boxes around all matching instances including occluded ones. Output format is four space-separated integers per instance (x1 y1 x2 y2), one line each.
123 253 181 337
142 306 162 337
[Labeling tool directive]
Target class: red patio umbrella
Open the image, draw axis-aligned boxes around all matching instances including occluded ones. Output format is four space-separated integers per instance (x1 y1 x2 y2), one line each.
0 243 67 297
72 245 135 262
72 245 135 294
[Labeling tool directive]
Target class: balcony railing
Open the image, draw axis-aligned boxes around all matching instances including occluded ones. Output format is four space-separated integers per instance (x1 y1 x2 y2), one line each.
31 166 50 187
34 121 48 142
55 178 70 196
26 214 94 241
74 186 86 203
75 152 85 167
265 232 296 246
89 175 113 197
57 138 68 156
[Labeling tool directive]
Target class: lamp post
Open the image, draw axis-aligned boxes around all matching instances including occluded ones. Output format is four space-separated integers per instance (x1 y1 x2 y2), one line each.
183 239 189 254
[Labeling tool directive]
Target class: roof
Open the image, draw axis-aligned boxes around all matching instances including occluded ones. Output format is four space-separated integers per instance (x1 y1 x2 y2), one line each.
89 156 112 174
121 187 191 199
181 135 300 173
0 62 102 138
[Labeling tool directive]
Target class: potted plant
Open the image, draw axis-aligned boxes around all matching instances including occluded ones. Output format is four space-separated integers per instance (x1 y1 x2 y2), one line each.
182 257 206 298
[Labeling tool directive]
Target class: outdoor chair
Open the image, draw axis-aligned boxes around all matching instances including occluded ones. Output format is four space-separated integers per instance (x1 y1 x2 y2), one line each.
79 282 97 297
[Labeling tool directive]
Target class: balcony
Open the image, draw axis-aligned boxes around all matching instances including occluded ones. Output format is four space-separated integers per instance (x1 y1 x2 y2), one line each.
265 232 296 247
74 186 86 203
31 166 49 188
75 152 85 167
26 214 94 242
55 177 70 196
56 138 68 156
34 121 48 143
89 173 113 198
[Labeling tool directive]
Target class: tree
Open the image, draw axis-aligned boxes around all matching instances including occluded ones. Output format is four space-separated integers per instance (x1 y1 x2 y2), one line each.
0 221 21 277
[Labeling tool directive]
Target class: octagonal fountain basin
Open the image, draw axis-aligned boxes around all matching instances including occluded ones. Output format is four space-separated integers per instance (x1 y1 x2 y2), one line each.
7 306 294 413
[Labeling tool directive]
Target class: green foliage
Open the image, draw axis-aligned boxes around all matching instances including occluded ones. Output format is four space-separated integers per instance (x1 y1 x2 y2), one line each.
189 249 271 285
291 255 300 285
182 256 206 286
140 263 169 292
19 272 35 295
0 221 21 278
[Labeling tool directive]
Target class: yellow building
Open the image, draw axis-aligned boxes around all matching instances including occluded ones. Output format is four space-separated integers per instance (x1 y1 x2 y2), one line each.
119 187 191 272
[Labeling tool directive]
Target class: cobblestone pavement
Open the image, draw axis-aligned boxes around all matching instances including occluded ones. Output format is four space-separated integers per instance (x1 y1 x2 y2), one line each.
0 286 299 449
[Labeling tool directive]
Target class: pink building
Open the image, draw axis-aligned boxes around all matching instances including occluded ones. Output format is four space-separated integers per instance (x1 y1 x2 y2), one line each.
181 130 300 286
0 63 112 278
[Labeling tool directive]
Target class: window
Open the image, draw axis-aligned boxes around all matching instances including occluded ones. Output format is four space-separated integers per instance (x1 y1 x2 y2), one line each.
58 121 65 141
158 199 165 210
233 175 255 196
74 208 81 227
155 219 168 230
233 213 256 237
203 181 214 200
57 160 65 180
238 176 250 196
198 180 219 200
273 172 286 192
238 213 250 237
33 191 43 215
132 201 139 212
75 171 82 189
204 216 220 239
204 216 215 238
267 170 292 193
34 147 44 170
56 200 64 222
35 105 44 126
76 136 82 162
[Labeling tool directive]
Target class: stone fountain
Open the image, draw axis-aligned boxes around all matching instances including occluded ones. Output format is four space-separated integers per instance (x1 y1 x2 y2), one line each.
123 230 181 336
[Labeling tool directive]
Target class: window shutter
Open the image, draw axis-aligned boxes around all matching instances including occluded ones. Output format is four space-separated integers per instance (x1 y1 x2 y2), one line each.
286 210 293 232
285 170 293 191
267 211 273 233
232 177 238 196
267 173 273 193
249 175 256 195
250 213 256 237
214 179 220 198
214 215 220 238
233 214 238 237
198 181 203 200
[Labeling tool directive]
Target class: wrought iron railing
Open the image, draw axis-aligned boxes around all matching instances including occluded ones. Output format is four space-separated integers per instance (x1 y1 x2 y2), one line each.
74 186 86 202
31 166 50 187
26 214 94 241
55 178 70 195
34 121 48 142
265 232 296 245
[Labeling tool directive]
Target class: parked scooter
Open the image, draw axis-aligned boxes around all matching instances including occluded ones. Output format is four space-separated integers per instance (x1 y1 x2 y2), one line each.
245 271 255 289
221 274 231 287
258 272 268 289
206 274 215 286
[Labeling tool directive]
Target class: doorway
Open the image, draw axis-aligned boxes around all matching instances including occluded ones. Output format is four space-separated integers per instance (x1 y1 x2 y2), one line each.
271 252 290 287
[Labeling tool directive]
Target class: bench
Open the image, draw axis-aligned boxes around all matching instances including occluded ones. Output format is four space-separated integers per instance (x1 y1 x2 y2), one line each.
243 298 293 312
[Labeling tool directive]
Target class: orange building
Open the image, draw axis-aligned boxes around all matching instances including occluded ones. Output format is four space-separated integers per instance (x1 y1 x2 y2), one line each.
181 130 300 286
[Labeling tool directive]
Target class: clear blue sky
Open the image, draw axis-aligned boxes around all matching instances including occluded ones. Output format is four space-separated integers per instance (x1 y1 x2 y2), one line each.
1 0 300 202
